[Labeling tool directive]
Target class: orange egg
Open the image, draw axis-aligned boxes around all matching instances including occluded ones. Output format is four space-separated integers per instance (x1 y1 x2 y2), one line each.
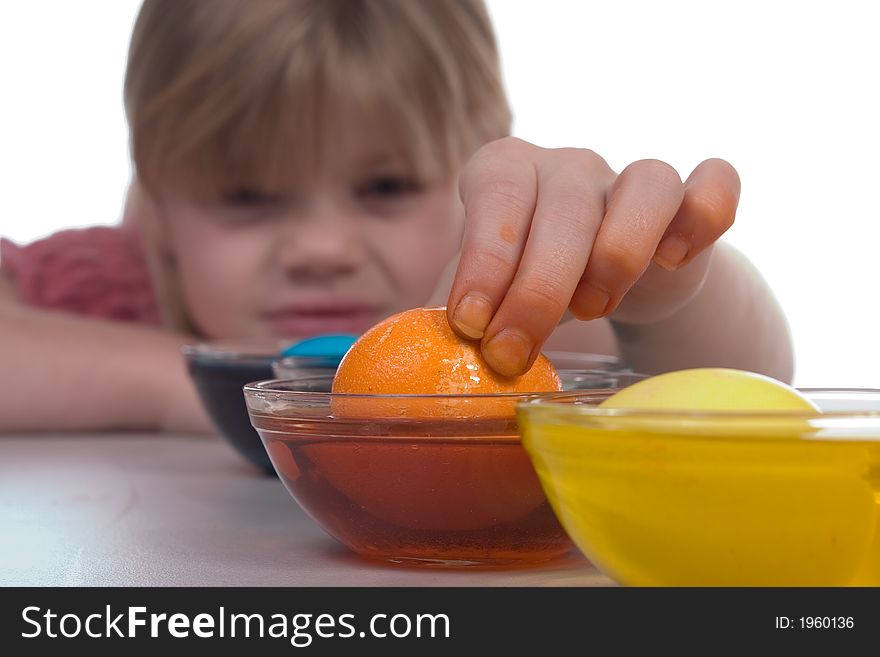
331 306 562 418
311 306 563 532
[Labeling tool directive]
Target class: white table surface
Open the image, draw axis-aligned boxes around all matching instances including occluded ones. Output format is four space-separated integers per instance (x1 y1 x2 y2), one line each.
0 433 612 587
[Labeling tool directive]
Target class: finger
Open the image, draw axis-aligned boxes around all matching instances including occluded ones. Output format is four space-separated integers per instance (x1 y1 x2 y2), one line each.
447 138 538 340
653 158 740 270
481 150 612 376
570 159 684 320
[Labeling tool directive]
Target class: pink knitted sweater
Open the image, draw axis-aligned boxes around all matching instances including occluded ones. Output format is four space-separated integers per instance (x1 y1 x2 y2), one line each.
0 224 161 325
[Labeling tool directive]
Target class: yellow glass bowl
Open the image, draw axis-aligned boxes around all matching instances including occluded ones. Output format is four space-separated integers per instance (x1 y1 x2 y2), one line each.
517 389 880 586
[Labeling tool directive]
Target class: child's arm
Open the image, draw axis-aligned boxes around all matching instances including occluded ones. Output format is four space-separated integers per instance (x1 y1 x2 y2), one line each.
446 137 794 382
0 274 212 433
608 242 794 382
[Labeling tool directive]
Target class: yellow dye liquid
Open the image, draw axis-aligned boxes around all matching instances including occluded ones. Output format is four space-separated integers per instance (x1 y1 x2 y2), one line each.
522 420 880 586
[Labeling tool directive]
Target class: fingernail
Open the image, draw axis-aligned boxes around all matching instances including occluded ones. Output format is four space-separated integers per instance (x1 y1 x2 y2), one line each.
654 235 690 270
452 293 493 340
574 283 610 320
483 329 532 377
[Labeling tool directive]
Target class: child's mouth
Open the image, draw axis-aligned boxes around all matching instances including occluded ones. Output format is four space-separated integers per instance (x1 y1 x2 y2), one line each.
263 304 380 337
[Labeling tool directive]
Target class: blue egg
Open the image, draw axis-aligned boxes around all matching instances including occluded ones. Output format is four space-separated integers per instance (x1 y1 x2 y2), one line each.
279 333 358 367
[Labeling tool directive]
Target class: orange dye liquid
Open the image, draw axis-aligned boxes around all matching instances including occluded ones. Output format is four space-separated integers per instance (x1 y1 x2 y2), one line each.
254 415 573 566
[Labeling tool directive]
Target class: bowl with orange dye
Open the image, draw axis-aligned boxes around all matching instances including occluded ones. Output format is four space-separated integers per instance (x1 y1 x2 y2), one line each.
244 306 642 566
244 371 643 566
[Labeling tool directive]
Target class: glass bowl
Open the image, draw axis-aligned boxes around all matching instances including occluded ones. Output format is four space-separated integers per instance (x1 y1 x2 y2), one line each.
183 337 358 473
517 388 880 586
183 340 294 473
244 371 645 567
185 341 630 476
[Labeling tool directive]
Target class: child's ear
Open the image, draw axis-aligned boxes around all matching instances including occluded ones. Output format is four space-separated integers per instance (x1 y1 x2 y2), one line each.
124 178 192 333
123 178 170 253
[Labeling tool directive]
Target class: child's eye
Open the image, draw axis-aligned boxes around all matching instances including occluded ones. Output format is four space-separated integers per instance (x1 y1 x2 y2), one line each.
356 176 421 199
222 187 285 207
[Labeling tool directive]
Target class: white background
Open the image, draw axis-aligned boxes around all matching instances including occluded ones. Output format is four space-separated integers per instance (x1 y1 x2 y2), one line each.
1 0 878 387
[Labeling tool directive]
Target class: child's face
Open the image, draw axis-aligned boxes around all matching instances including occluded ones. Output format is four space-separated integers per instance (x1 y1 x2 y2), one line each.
158 122 464 339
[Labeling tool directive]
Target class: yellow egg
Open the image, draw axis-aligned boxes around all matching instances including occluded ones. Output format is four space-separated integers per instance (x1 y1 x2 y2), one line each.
599 368 818 412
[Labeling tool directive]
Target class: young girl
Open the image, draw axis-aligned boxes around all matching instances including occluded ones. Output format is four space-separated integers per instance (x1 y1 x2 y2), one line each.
0 0 793 434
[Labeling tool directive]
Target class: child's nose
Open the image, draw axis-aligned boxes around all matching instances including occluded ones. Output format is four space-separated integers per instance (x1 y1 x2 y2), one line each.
275 211 365 280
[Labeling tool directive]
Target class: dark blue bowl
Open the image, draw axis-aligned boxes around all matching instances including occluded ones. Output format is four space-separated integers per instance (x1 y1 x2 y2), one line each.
183 341 294 474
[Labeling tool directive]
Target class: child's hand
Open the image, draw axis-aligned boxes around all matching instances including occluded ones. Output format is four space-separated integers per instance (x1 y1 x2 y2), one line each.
446 137 740 376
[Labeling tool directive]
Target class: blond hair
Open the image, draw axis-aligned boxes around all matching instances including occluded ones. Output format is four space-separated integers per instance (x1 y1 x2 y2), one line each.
125 0 511 199
124 0 511 332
